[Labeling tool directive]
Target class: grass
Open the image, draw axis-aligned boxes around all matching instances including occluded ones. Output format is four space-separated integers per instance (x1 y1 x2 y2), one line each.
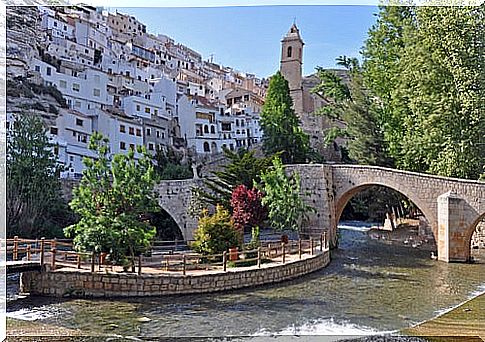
402 293 485 341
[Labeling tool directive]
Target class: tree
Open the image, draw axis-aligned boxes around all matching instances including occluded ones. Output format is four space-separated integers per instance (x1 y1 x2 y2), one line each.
65 132 158 265
7 113 72 238
230 184 267 234
312 57 390 166
394 5 485 179
191 205 241 255
260 71 310 164
193 148 273 212
256 157 314 232
153 145 193 180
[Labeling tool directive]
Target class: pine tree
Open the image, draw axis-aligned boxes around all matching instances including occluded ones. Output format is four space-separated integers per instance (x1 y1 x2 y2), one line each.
260 71 310 164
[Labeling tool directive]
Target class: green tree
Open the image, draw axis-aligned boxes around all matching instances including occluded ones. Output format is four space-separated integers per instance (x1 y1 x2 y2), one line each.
7 113 72 238
191 205 241 255
65 132 158 265
192 148 273 212
260 71 310 164
394 5 485 179
256 157 314 232
312 57 390 166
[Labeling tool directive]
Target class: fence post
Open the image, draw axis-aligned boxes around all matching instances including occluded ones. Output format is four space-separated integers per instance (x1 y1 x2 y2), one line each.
310 237 314 255
51 248 56 269
26 245 31 261
257 247 261 268
298 239 302 259
165 257 169 271
223 251 227 272
77 254 81 269
268 243 271 258
91 252 95 272
182 254 186 276
138 255 142 275
52 238 57 251
323 232 327 249
282 242 286 264
13 236 18 261
40 238 45 266
320 234 323 252
174 239 178 252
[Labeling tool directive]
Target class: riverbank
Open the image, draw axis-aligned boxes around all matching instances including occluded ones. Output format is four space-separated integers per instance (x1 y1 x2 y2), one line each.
402 293 485 340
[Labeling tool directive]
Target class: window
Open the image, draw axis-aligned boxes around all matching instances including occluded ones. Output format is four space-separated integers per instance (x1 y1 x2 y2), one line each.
236 120 239 127
72 83 80 92
70 156 74 161
210 126 215 134
93 88 100 97
287 46 292 58
136 105 141 111
129 143 135 150
120 141 126 150
46 67 52 76
59 80 67 88
74 101 81 108
50 127 58 135
203 142 210 153
136 128 141 137
54 146 59 155
204 125 209 134
76 118 83 126
129 127 134 135
145 107 151 114
35 65 40 72
148 143 154 151
162 132 165 139
120 125 126 133
154 109 158 115
53 21 57 27
156 130 160 138
146 128 151 136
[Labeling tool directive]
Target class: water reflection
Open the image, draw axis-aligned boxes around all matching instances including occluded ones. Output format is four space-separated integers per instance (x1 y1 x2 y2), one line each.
7 226 485 338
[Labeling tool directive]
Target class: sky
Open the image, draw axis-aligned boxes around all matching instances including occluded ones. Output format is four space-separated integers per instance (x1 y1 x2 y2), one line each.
110 6 379 79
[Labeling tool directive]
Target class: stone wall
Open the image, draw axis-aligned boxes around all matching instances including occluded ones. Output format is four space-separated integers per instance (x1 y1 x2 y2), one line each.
21 251 330 298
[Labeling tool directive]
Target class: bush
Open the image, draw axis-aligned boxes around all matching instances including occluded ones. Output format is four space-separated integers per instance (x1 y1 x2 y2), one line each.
191 205 241 256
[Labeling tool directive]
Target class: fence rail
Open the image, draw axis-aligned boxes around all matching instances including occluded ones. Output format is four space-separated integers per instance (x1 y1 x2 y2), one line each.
3 232 329 275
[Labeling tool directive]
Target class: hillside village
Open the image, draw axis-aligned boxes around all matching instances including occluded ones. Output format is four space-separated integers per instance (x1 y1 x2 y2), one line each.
7 5 276 178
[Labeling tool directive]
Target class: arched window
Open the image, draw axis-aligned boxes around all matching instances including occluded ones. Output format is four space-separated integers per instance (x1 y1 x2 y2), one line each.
211 142 217 153
210 125 215 134
203 142 210 152
287 46 292 58
204 125 209 134
236 119 239 127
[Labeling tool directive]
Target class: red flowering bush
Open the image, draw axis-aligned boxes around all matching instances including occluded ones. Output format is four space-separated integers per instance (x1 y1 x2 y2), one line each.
230 185 267 234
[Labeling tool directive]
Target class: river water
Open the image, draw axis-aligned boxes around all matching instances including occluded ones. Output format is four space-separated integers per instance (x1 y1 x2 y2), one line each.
7 225 485 340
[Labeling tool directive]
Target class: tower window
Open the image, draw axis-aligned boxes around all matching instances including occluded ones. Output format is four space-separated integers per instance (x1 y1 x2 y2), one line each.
287 46 292 58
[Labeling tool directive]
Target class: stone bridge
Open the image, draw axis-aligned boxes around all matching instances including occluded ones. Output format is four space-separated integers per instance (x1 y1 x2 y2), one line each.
158 164 484 262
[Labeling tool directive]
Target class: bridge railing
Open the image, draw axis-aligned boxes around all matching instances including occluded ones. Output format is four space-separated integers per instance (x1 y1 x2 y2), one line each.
3 233 330 275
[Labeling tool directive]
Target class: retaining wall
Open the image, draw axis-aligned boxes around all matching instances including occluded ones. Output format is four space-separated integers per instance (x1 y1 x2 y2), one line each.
20 251 330 298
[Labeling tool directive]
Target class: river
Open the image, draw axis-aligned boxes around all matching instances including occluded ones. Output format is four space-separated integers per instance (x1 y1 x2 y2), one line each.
7 224 485 340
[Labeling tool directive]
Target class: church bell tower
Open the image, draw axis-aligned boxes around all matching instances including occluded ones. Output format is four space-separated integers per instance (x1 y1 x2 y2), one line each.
280 23 304 116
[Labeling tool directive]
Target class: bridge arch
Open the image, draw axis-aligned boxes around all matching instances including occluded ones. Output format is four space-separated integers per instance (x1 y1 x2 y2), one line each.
335 182 437 241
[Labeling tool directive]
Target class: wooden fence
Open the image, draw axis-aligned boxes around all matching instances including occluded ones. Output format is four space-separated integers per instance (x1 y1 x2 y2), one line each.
4 232 329 275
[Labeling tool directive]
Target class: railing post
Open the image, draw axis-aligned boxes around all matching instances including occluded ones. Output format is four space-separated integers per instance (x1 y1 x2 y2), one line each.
323 232 327 249
77 254 81 269
91 252 95 272
51 248 56 269
310 237 314 255
174 239 178 252
138 255 142 275
223 251 227 272
268 243 271 258
13 236 18 261
282 242 286 264
40 238 45 266
298 239 302 259
257 247 261 268
165 257 169 271
52 238 57 251
182 254 186 276
320 234 323 252
26 245 31 261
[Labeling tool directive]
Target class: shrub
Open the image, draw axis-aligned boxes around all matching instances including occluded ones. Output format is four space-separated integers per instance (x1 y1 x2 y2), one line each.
191 205 241 256
230 184 266 234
